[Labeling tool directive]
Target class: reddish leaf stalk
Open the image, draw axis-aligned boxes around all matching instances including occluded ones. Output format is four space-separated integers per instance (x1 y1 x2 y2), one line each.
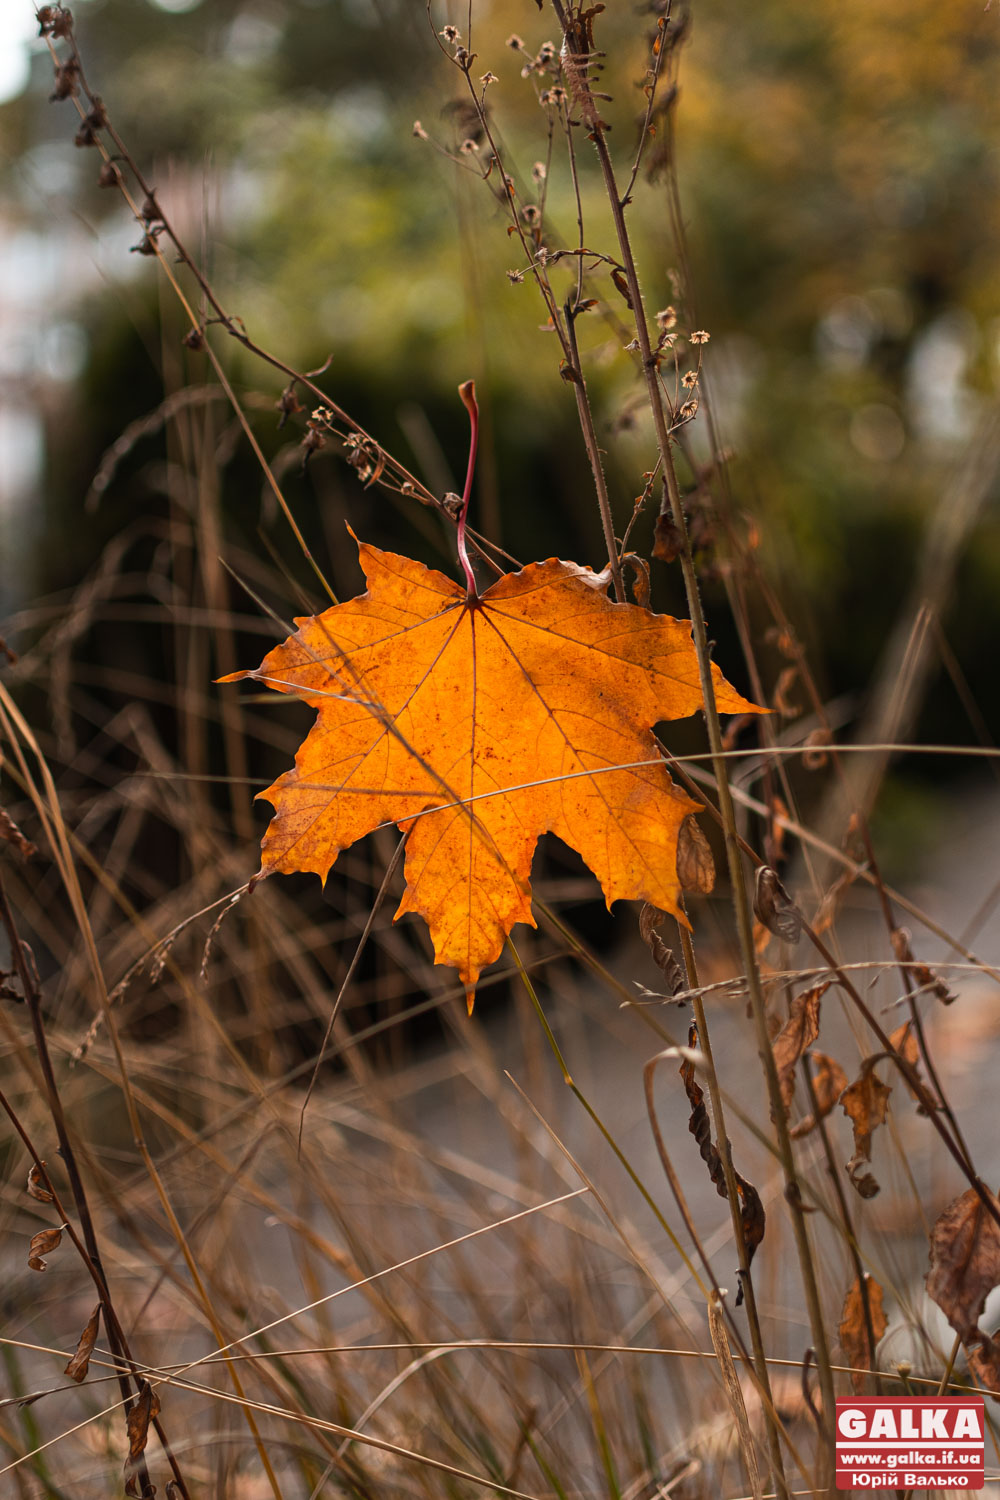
457 379 479 597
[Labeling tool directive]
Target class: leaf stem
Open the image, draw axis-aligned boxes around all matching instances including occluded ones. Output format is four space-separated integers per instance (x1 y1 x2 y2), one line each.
457 379 480 598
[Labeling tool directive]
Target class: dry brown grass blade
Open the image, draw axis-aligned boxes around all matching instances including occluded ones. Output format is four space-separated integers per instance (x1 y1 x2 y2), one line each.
707 1290 764 1500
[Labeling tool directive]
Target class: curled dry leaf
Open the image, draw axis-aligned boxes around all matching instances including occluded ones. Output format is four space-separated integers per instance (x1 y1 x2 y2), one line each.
802 727 832 771
927 1186 1000 1350
621 551 651 608
772 664 800 718
753 865 802 944
721 711 755 752
840 1061 892 1199
679 1023 765 1302
638 902 685 997
891 926 955 1005
839 1273 888 1393
65 1305 101 1383
26 1163 54 1203
789 1051 849 1139
676 814 715 894
27 1225 63 1272
222 532 758 997
771 982 828 1111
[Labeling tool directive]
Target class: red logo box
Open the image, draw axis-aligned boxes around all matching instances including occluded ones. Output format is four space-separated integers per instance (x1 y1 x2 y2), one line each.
835 1396 984 1489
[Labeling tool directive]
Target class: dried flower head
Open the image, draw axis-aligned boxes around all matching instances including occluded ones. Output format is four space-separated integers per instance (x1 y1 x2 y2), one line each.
655 306 677 331
522 204 541 226
690 329 710 344
49 57 80 101
531 161 547 182
681 370 698 388
506 33 525 50
539 86 567 106
459 138 479 154
412 120 428 139
38 6 73 39
480 71 498 86
507 269 525 283
680 399 699 419
537 41 557 63
440 24 460 43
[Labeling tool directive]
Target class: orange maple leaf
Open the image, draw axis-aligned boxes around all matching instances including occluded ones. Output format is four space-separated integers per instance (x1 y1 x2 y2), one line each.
222 535 757 993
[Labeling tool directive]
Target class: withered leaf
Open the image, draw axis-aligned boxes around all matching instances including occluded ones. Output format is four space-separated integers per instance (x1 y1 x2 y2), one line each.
676 814 715 894
753 865 802 944
926 1186 1000 1346
679 1024 765 1302
639 903 685 997
679 1027 727 1200
27 1226 63 1272
735 1175 767 1276
652 514 684 564
839 1273 888 1393
840 1061 891 1199
127 1380 162 1464
65 1305 101 1383
27 1163 54 1203
891 926 955 1005
790 1051 849 1139
966 1332 1000 1403
772 982 829 1111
